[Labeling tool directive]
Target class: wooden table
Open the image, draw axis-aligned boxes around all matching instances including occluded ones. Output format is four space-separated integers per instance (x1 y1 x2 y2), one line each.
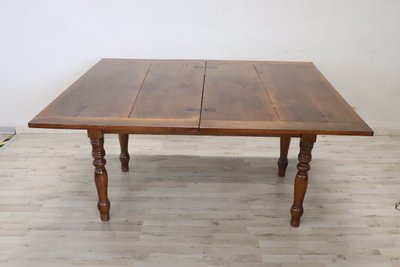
29 59 373 227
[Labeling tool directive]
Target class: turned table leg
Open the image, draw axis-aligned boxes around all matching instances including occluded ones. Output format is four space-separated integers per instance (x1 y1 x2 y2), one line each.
88 130 110 221
118 134 130 172
278 136 291 177
290 134 316 227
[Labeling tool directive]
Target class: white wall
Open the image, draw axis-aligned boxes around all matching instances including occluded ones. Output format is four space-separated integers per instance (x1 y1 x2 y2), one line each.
1 0 399 130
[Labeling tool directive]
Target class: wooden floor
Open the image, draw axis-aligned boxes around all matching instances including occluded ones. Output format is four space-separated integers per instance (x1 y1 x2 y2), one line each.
0 133 399 267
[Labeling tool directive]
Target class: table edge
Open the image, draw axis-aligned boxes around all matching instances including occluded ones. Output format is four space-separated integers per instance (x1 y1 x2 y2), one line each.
28 119 374 137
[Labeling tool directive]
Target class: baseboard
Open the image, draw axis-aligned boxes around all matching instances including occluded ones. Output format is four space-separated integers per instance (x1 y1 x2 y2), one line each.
0 127 16 134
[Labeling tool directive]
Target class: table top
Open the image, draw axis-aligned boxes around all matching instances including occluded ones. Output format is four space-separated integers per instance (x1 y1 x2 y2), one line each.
29 59 373 136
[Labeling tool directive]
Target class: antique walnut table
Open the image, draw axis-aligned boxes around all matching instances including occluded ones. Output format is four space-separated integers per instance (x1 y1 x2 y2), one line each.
29 59 373 227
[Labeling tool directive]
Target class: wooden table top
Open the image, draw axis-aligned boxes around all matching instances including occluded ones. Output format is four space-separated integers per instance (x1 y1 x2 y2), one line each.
29 59 373 136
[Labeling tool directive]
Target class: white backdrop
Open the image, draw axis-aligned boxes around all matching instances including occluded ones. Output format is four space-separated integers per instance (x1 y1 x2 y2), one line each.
1 0 399 130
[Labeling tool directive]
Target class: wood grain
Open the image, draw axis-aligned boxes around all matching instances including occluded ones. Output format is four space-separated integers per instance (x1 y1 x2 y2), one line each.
129 60 206 128
35 59 150 118
200 61 279 123
28 58 373 137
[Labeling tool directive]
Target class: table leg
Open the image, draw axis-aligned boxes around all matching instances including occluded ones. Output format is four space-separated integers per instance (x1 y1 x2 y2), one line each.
88 130 110 221
290 134 316 227
278 136 291 177
118 134 130 172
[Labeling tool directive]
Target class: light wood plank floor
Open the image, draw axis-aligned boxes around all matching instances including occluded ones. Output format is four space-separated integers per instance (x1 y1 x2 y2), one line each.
0 133 399 267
